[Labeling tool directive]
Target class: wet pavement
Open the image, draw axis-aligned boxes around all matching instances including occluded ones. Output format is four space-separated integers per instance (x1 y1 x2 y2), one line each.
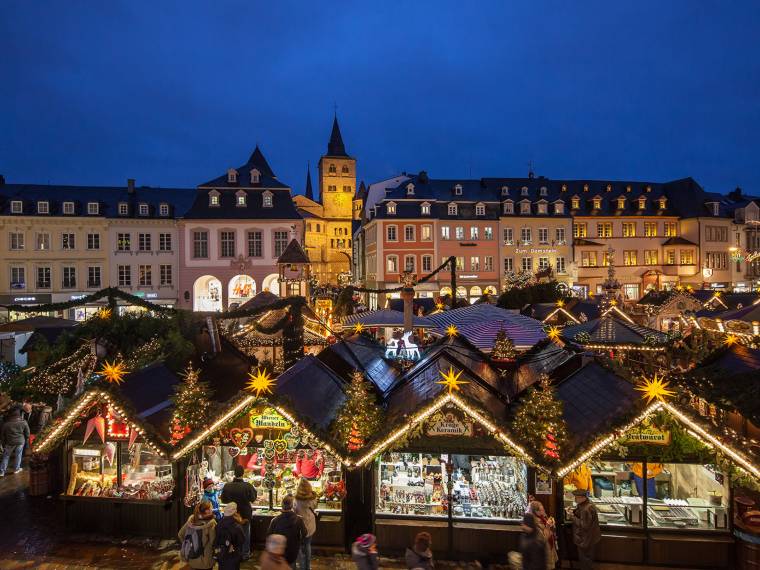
0 469 672 569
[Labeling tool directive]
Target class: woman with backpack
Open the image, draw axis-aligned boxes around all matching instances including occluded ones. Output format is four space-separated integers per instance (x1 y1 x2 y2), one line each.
215 502 246 570
178 499 217 570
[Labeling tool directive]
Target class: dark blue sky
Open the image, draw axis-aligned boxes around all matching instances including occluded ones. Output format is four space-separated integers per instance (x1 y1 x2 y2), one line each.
2 2 760 195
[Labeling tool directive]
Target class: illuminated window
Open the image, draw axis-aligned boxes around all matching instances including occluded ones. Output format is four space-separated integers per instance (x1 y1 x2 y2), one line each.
520 201 531 214
386 201 396 215
623 250 638 266
503 227 514 245
658 197 667 209
484 227 493 240
644 222 657 237
617 197 626 209
262 192 273 208
441 226 450 240
596 222 612 238
448 203 458 216
581 251 597 267
554 201 564 214
455 226 464 240
556 227 566 244
644 250 658 265
470 226 479 240
571 197 580 209
421 202 431 215
638 197 646 210
622 222 636 237
592 197 602 210
503 201 514 214
537 202 548 214
664 222 677 237
680 249 694 264
386 255 398 273
521 227 532 244
421 225 432 241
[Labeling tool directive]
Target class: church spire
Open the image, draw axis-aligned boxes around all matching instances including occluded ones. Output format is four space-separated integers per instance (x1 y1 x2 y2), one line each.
305 163 314 200
327 115 348 157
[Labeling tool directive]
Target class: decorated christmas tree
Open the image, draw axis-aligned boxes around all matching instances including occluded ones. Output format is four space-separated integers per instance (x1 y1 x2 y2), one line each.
491 327 517 361
333 371 383 451
169 364 213 445
513 374 567 463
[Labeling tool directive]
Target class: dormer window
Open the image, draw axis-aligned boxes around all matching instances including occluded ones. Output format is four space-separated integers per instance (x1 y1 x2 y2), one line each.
626 185 632 193
658 197 667 210
250 168 260 184
521 186 529 196
10 200 23 213
571 196 580 210
262 191 273 208
711 202 720 216
137 203 148 216
503 201 514 215
583 184 589 192
501 186 509 196
638 197 646 210
87 202 99 215
536 201 548 214
540 186 548 196
454 184 463 196
421 202 431 216
208 190 221 207
475 203 486 216
236 190 247 207
554 201 564 215
406 183 415 196
606 184 612 192
62 201 74 215
520 200 531 214
617 197 626 209
227 168 238 184
329 164 336 174
592 197 602 210
561 184 567 192
387 201 397 215
645 185 652 193
37 201 49 214
159 203 169 216
118 202 128 216
448 203 458 216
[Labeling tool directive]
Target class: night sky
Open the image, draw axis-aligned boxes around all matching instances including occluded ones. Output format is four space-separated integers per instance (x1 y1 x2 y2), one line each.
2 2 760 195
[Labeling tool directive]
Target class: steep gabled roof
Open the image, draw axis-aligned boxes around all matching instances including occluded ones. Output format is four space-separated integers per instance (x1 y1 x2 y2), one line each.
304 165 314 200
277 239 310 264
561 314 668 347
326 116 349 157
198 145 288 189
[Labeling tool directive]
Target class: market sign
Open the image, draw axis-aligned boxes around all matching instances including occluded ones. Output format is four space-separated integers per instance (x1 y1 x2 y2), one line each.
621 423 671 446
424 410 474 437
250 407 291 431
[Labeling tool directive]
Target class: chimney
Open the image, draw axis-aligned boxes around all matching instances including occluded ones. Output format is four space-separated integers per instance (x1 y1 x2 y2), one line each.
127 179 135 194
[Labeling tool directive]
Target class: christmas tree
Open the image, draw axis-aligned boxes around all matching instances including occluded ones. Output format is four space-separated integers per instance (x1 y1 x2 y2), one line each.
513 374 567 463
491 327 517 360
333 371 383 451
169 364 213 445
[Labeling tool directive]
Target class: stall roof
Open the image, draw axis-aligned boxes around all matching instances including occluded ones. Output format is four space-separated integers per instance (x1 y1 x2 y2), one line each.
387 298 438 314
514 340 578 393
0 316 78 332
118 361 180 435
317 333 399 393
341 309 433 329
712 302 760 324
236 291 280 312
561 314 668 346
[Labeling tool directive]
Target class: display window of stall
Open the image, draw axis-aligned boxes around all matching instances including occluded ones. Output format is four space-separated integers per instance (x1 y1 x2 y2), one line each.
563 460 729 531
198 405 344 515
376 452 528 520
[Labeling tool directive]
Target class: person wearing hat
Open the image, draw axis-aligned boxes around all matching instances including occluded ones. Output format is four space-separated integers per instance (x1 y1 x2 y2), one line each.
221 464 257 560
215 502 246 570
267 495 307 567
518 513 547 570
405 531 434 570
294 478 318 570
202 478 221 521
571 488 601 570
352 533 379 570
261 534 291 570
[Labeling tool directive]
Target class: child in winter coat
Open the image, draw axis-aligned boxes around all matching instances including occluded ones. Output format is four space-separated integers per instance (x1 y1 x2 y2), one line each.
202 478 221 521
178 500 217 570
352 533 379 570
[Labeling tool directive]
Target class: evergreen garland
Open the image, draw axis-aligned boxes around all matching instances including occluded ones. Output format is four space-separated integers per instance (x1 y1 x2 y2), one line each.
169 364 213 445
332 371 384 451
512 374 568 463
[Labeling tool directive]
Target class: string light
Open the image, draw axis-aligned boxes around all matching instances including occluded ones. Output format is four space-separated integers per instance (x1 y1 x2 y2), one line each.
543 308 580 325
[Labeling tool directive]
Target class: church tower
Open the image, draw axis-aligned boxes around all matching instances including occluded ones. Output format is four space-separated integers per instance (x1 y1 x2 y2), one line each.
319 115 355 220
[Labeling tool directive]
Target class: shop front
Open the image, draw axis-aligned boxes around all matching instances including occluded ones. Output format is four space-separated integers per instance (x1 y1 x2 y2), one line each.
0 293 53 320
172 397 349 548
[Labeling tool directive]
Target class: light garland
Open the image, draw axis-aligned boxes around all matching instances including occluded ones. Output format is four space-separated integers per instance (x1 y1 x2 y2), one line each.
543 307 580 325
578 343 666 352
600 305 635 324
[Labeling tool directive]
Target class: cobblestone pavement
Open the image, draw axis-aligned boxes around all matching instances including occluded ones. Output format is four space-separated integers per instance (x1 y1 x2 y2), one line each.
0 469 671 569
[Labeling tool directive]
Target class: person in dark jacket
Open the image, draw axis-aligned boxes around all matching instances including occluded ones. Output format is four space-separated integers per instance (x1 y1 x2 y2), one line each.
216 502 246 570
352 533 379 570
520 513 547 570
405 531 434 570
571 489 601 570
267 495 306 567
0 408 29 476
221 464 256 560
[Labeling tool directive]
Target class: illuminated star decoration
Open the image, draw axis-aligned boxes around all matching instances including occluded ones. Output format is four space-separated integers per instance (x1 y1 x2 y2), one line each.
97 360 128 385
436 366 469 393
246 368 276 397
635 374 675 404
556 299 565 308
724 334 738 347
446 324 458 337
436 302 444 310
353 322 365 334
546 326 561 341
96 307 112 320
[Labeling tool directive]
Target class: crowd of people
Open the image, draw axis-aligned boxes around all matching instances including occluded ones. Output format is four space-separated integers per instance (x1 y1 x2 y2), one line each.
177 484 601 570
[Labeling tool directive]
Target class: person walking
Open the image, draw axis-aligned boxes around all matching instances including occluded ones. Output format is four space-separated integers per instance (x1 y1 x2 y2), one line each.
261 534 292 570
267 495 306 568
519 513 547 570
571 489 601 570
216 502 246 570
221 464 256 560
294 478 318 570
529 500 559 569
352 533 379 570
178 499 217 570
0 407 29 476
405 531 434 570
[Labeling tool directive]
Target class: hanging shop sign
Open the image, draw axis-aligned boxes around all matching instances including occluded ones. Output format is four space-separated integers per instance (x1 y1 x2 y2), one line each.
424 409 474 437
621 421 671 446
249 407 292 431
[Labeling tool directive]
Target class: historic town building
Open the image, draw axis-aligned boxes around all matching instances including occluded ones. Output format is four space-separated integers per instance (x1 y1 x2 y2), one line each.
177 147 303 311
293 116 358 285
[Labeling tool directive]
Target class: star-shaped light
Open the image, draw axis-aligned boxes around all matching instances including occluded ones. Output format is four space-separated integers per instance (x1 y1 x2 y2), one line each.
353 322 365 334
246 368 276 397
446 324 458 337
546 326 561 341
724 334 738 346
556 299 565 308
435 302 444 310
635 374 675 404
436 366 469 393
97 360 128 385
96 307 112 320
